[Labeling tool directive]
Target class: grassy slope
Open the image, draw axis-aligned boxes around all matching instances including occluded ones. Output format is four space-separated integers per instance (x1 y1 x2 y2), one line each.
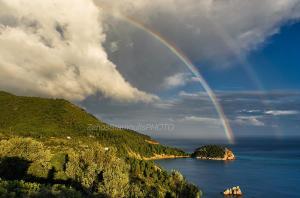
0 91 185 157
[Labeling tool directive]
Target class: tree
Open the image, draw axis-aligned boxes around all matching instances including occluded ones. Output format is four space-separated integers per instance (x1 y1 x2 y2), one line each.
65 144 129 197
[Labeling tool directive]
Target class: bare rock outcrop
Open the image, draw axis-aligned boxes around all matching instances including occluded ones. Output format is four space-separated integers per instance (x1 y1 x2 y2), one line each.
224 148 235 160
223 186 243 196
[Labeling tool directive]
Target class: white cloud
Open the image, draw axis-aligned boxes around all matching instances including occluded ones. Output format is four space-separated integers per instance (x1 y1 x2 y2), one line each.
153 100 177 109
265 110 299 116
178 91 199 98
178 91 210 101
0 0 157 102
162 73 189 90
178 116 221 125
109 41 119 53
234 116 265 126
238 109 261 113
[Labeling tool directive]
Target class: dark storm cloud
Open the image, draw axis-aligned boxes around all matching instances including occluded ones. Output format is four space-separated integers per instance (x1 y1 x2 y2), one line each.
97 0 300 92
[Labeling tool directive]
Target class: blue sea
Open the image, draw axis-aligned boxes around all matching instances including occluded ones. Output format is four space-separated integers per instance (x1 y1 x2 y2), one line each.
155 138 300 198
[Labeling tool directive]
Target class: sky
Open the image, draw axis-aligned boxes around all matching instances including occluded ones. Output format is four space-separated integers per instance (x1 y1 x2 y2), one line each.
0 0 299 142
198 21 300 91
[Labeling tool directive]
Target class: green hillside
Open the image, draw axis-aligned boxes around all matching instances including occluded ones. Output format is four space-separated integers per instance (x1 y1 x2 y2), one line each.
0 91 184 158
0 137 201 197
0 91 201 197
0 91 102 136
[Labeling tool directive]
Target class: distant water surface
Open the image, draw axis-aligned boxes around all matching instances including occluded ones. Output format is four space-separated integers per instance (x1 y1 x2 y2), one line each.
155 138 300 198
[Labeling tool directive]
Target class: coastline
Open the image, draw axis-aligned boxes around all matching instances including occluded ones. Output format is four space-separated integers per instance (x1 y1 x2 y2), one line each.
144 154 235 161
195 157 234 161
144 154 190 160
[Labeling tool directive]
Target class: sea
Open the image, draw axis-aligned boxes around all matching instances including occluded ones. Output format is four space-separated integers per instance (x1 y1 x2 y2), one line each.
155 138 300 198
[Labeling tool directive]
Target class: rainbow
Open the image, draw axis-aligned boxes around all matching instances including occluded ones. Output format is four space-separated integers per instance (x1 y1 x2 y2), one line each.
99 5 235 143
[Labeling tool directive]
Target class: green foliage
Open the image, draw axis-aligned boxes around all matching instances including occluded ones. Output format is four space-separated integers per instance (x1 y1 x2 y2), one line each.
0 91 102 137
192 145 225 158
50 153 69 181
0 179 83 197
0 137 51 162
0 137 201 198
51 153 68 172
65 145 129 197
0 138 52 180
0 91 201 197
27 160 52 179
0 91 184 158
127 158 201 197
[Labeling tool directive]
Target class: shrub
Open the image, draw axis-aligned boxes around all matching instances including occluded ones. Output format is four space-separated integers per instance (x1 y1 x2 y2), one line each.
0 138 52 180
65 144 129 197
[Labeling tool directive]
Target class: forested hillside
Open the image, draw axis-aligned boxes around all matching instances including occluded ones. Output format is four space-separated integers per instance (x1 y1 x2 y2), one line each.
0 91 201 197
0 137 200 197
0 91 184 158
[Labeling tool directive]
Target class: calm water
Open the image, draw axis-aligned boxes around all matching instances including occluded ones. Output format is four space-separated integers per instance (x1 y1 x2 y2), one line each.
156 138 300 198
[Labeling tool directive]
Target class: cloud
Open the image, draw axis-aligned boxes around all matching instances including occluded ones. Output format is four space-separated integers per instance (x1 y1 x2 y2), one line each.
109 41 119 53
178 91 208 99
238 109 262 114
0 0 157 102
233 116 265 126
91 0 300 93
81 90 300 139
178 91 199 98
1 1 298 102
162 73 190 90
265 110 299 116
100 0 300 61
153 100 177 109
178 116 221 125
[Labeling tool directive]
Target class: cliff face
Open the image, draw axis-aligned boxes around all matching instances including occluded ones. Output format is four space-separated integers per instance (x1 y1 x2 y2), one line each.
223 148 235 160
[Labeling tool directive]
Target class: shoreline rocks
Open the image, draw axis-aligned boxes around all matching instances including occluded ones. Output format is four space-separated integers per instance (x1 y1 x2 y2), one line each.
223 186 242 196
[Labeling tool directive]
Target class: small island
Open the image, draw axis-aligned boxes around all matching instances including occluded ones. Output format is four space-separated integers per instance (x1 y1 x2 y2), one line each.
223 186 243 196
191 145 235 161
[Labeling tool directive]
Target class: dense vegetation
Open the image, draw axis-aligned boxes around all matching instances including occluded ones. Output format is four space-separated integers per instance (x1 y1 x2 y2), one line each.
191 145 225 158
0 91 200 197
0 91 184 158
0 138 201 197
